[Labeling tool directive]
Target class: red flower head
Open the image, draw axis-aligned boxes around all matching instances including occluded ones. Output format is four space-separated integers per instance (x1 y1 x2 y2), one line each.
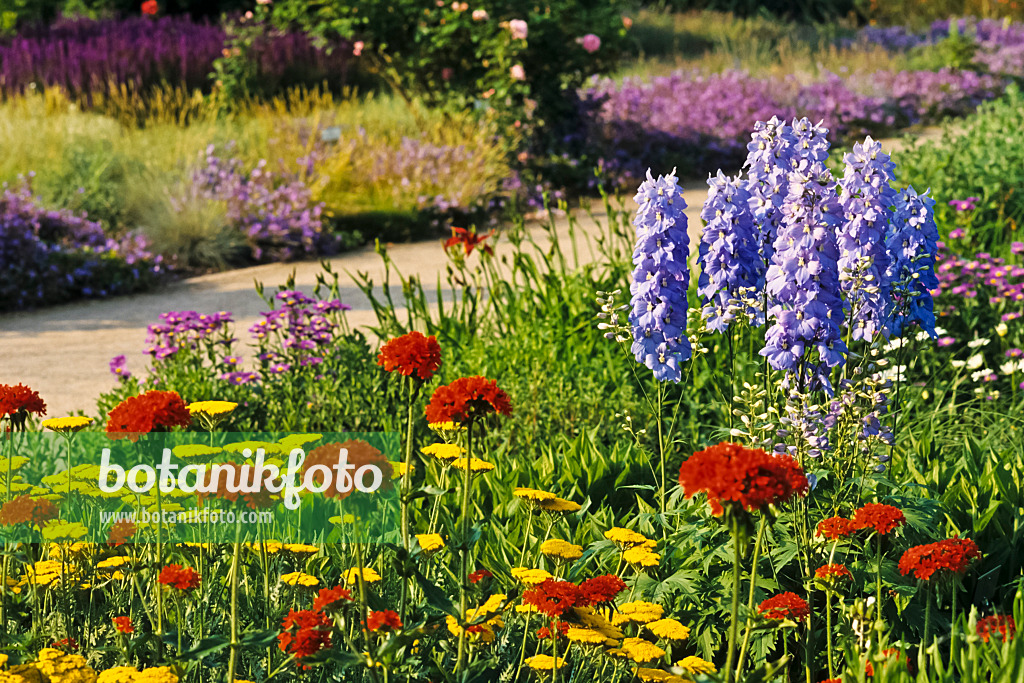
278 609 332 668
302 440 394 500
51 638 78 651
579 574 627 605
366 610 402 632
757 592 809 621
537 622 570 640
522 579 584 618
112 616 134 634
852 503 906 535
425 376 512 425
158 564 201 591
469 569 493 584
196 460 278 510
814 563 853 582
377 331 442 381
678 442 809 516
106 390 191 441
0 495 58 528
444 226 494 256
816 516 855 540
313 586 352 612
107 520 137 546
141 0 158 14
0 383 46 431
976 614 1016 643
898 537 981 581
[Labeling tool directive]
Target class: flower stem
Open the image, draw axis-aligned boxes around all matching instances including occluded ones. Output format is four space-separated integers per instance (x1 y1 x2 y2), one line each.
455 419 475 672
399 380 418 626
725 515 743 683
226 517 243 682
736 516 767 676
826 591 834 678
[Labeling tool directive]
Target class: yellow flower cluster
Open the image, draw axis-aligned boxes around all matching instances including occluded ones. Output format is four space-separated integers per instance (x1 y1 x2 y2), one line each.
540 539 583 562
635 668 688 683
566 627 610 645
620 637 666 663
571 607 624 641
280 572 319 587
513 487 556 503
604 527 653 548
612 601 664 626
415 533 446 555
41 416 93 435
449 457 494 473
538 497 582 514
525 655 566 671
343 567 381 584
676 656 717 674
421 443 464 463
622 545 661 568
510 567 553 586
33 648 97 682
446 594 506 642
186 401 237 417
646 618 691 641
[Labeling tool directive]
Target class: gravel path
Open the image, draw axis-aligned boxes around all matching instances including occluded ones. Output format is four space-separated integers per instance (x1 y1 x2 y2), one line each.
0 128 947 417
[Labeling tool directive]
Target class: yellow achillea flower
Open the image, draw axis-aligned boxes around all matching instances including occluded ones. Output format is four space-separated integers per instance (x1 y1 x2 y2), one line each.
21 560 72 588
415 534 446 555
604 527 652 548
566 627 608 645
421 443 464 462
539 497 582 514
446 594 507 642
187 401 237 417
343 567 382 584
132 667 179 683
622 546 661 568
41 416 92 435
571 607 624 640
510 567 553 585
428 421 464 443
48 543 91 560
621 637 666 663
280 572 319 587
96 556 131 571
635 668 687 683
282 543 319 555
171 444 223 460
676 655 717 674
612 601 664 626
97 667 139 683
388 462 409 478
41 521 88 542
646 618 691 641
525 655 566 671
35 648 97 681
513 487 557 504
540 539 583 562
449 457 494 473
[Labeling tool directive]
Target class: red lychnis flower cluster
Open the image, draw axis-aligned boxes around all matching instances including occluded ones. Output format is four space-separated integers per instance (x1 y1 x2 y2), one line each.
898 537 981 581
757 592 810 621
522 574 625 617
426 376 512 425
377 331 442 381
537 622 571 640
313 586 351 612
976 614 1016 643
112 616 134 634
469 569 493 584
106 390 191 441
444 226 494 256
677 442 808 516
815 564 853 581
852 503 906 535
366 610 402 632
141 0 158 14
303 440 394 500
0 383 46 430
278 609 332 668
52 638 78 651
0 495 58 528
196 460 278 510
107 520 137 546
158 564 201 591
816 516 855 540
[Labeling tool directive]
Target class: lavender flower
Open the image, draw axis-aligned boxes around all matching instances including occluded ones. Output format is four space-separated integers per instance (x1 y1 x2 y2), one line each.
837 136 896 341
697 170 761 330
109 355 131 380
886 186 939 337
221 371 259 386
629 169 692 382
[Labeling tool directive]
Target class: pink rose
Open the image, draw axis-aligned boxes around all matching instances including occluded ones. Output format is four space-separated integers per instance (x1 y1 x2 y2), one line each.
508 19 528 40
472 9 488 21
509 64 525 81
353 41 364 56
578 33 601 53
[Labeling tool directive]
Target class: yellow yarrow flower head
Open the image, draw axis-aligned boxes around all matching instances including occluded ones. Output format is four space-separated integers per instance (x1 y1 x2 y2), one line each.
449 457 494 473
646 618 691 641
510 567 554 586
187 401 237 430
97 667 139 683
612 601 664 626
415 534 446 556
676 655 717 674
171 444 223 461
621 637 666 663
131 667 179 683
41 521 88 542
571 607 625 640
34 648 97 681
604 527 652 549
525 655 566 671
622 545 661 568
635 667 687 683
343 567 381 585
280 572 319 587
41 416 92 437
428 421 465 443
566 627 608 646
538 497 582 514
540 539 583 563
445 594 506 642
282 543 319 555
421 443 464 463
513 487 557 506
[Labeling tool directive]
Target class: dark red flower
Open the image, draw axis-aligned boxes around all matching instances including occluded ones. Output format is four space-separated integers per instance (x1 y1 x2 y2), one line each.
377 331 442 381
107 520 137 546
814 564 853 581
865 648 905 676
469 569 493 584
313 586 352 612
816 516 855 540
522 580 584 618
112 616 134 634
0 495 58 528
366 610 402 632
757 592 809 621
51 638 78 651
425 376 512 425
898 538 981 581
444 226 494 256
278 609 332 668
977 615 1016 643
852 503 906 535
302 440 394 500
158 564 201 591
141 0 158 14
106 390 191 441
0 383 46 431
537 622 570 640
579 574 626 605
678 442 808 516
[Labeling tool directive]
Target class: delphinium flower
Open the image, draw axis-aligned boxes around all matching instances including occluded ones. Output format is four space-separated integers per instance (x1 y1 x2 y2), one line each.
837 137 896 341
629 169 691 382
886 187 939 337
697 170 762 330
761 120 847 394
742 116 794 280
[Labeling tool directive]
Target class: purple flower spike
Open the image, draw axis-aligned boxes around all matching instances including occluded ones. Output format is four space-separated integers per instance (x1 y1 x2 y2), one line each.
886 187 939 337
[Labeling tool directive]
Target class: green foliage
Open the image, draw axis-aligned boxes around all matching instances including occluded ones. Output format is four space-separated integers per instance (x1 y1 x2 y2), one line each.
642 0 858 24
894 84 1024 253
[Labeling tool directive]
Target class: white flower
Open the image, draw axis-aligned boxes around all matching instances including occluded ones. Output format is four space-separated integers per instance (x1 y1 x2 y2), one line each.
967 338 991 349
915 330 932 342
879 365 907 383
996 322 1009 337
967 353 985 370
883 338 906 353
971 368 993 382
1000 360 1021 375
934 326 948 336
951 359 966 368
